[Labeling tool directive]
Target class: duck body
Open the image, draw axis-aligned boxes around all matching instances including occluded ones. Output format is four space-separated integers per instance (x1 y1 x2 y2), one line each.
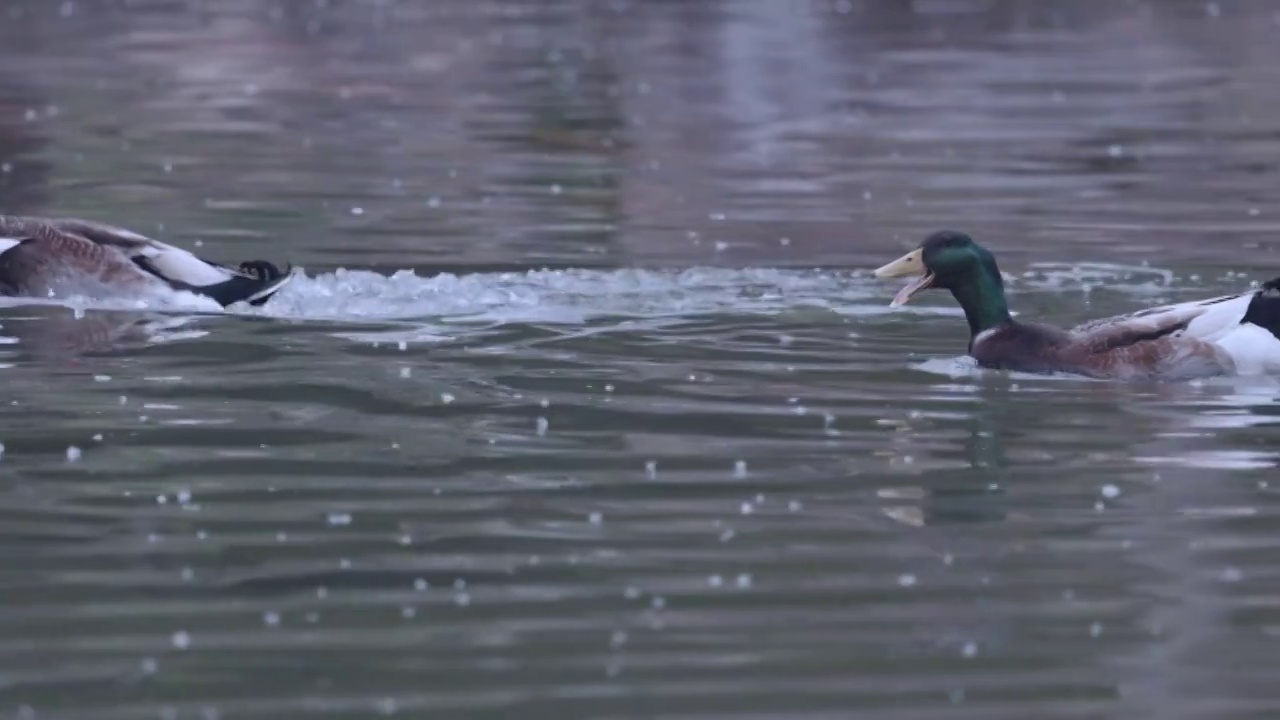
0 215 293 307
875 231 1280 381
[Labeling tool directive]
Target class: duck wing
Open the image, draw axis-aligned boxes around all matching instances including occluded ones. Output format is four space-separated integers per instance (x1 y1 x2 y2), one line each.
0 215 293 307
1068 280 1280 377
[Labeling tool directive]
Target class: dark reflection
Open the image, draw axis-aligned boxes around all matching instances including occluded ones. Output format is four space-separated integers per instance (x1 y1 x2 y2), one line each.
0 305 188 359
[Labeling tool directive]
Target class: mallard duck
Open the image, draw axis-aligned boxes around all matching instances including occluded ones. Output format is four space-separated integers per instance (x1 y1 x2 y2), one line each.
874 230 1280 380
0 215 293 307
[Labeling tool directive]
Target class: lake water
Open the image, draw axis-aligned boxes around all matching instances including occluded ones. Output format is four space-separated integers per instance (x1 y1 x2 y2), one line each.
2 1 1280 718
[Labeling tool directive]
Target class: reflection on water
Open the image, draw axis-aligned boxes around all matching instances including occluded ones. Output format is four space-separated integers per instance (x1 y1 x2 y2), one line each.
3 0 1280 718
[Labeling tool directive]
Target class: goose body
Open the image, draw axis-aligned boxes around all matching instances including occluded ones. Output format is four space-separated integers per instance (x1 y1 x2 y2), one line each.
0 215 293 307
875 231 1280 381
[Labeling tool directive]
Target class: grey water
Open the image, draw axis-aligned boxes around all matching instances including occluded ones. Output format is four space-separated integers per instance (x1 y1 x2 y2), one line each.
2 1 1280 718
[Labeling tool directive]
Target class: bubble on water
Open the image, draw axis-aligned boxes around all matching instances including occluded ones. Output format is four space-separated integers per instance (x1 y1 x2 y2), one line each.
779 236 791 246
719 528 736 542
140 657 159 674
740 502 753 515
350 206 364 216
440 392 455 404
454 592 471 607
707 574 723 588
1089 622 1103 638
732 460 747 478
414 578 429 591
327 513 353 526
788 500 803 512
651 596 666 610
1220 566 1244 583
375 697 399 716
898 573 918 588
400 606 416 619
453 578 466 590
550 183 562 195
399 367 411 378
94 374 111 382
624 586 640 599
610 630 628 648
92 434 103 442
536 417 549 436
961 641 978 658
735 573 753 589
1100 484 1121 499
644 460 657 479
263 611 281 627
588 511 603 525
1108 144 1124 158
66 446 81 462
181 567 194 582
176 490 192 504
171 630 191 649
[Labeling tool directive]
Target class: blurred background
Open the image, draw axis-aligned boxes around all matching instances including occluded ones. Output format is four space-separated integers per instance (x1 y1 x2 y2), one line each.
2 1 1280 719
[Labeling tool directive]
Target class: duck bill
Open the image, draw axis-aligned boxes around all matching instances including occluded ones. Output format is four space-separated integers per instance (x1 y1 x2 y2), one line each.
873 249 934 307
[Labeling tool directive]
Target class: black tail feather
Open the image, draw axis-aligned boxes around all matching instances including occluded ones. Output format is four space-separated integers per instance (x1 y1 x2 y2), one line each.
159 258 292 307
1241 278 1280 341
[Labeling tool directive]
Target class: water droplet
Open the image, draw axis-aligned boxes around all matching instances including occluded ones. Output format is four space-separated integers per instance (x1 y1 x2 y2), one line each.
263 611 280 627
535 417 549 436
1089 622 1103 638
171 630 191 649
414 578 428 591
707 574 723 587
327 513 353 526
440 392 456 404
588 512 603 525
735 573 753 589
1100 484 1120 499
898 573 918 588
644 460 657 479
961 641 978 658
65 446 81 462
732 460 747 478
1221 566 1244 583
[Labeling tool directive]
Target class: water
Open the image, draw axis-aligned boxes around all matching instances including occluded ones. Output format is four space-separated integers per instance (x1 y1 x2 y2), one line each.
2 1 1280 717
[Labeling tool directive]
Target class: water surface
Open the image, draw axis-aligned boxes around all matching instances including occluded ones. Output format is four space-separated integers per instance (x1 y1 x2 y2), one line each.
2 1 1280 718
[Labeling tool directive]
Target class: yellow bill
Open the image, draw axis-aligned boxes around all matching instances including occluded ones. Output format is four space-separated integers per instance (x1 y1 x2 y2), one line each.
874 248 934 307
